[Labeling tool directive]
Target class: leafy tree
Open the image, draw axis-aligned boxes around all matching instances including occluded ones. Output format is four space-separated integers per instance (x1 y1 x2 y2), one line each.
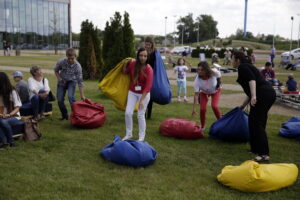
196 15 219 41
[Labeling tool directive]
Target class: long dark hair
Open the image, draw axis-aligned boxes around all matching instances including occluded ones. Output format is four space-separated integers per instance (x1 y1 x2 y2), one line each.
232 51 252 64
197 61 214 78
0 72 14 111
134 47 148 83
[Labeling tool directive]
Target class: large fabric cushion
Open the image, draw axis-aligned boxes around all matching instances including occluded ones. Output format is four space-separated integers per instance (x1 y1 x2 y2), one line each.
100 136 157 167
70 99 106 129
217 160 298 192
12 120 25 135
150 50 172 105
20 102 52 116
98 58 137 111
209 107 249 142
159 118 204 139
279 116 300 140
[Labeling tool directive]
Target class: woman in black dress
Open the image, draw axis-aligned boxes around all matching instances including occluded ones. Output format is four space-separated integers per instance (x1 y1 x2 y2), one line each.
232 51 276 162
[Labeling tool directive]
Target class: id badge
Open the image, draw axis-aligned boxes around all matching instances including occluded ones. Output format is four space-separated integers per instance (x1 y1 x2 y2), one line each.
135 86 142 91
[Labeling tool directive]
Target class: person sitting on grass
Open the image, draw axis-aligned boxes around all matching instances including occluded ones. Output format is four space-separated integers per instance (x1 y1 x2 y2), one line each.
13 71 30 104
174 58 189 102
28 66 50 121
286 74 297 92
285 59 300 71
261 62 278 85
0 72 22 150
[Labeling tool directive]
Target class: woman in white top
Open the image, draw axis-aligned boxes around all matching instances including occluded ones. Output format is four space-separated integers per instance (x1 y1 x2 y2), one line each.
192 61 222 130
0 72 22 149
28 66 50 120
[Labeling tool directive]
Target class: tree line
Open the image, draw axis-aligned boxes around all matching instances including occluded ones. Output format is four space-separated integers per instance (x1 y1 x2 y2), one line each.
77 12 219 80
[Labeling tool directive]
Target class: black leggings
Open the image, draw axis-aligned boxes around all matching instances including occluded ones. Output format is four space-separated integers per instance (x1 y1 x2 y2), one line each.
146 100 153 119
248 86 276 155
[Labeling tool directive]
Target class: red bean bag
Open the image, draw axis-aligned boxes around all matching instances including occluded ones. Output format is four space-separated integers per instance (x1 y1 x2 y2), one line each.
159 118 204 139
70 99 106 129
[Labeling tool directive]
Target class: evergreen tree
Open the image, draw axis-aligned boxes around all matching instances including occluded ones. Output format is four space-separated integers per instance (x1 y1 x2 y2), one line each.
102 12 125 79
122 12 135 58
78 20 102 79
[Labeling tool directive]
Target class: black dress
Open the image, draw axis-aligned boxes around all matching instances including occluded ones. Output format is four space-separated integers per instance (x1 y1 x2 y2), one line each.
237 63 276 155
146 51 155 119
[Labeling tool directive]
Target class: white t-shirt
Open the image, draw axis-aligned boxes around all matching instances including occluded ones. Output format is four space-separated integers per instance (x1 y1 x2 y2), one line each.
194 68 221 94
0 90 22 119
174 65 189 81
28 77 50 99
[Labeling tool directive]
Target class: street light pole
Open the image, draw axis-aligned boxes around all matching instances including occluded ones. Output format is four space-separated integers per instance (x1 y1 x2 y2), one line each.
164 16 168 48
173 15 176 48
197 23 199 46
181 25 184 46
297 13 300 48
290 16 294 57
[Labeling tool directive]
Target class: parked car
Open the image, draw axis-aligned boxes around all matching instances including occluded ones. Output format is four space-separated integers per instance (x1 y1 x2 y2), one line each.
171 46 192 55
281 48 300 60
159 47 170 53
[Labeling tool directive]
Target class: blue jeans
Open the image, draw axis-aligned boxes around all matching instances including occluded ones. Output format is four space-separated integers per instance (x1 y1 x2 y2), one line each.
0 117 20 144
30 90 49 118
177 80 187 96
57 81 76 118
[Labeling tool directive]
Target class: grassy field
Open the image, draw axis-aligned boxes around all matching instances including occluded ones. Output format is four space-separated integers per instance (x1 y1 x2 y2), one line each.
0 65 299 199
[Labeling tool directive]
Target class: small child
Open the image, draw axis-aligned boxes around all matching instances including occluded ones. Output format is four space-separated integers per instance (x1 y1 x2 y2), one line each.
13 71 30 104
286 74 297 92
174 58 189 102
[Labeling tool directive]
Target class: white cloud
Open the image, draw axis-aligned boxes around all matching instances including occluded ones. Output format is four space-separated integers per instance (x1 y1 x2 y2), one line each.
72 0 300 39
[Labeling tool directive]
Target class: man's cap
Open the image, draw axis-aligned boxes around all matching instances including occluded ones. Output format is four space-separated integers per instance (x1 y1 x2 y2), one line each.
13 71 23 77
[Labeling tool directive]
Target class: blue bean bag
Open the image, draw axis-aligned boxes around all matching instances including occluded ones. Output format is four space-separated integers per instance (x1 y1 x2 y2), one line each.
150 50 172 105
209 107 249 142
279 116 300 140
100 136 157 167
20 102 52 116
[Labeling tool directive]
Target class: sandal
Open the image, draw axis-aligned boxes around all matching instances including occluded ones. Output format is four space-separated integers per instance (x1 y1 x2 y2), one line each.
252 155 270 162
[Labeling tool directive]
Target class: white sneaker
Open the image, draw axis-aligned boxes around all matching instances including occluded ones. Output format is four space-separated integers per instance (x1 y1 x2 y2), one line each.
138 138 144 142
122 135 132 141
177 97 181 102
184 98 188 102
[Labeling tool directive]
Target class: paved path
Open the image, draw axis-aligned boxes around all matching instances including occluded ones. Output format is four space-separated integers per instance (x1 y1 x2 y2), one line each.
0 65 54 74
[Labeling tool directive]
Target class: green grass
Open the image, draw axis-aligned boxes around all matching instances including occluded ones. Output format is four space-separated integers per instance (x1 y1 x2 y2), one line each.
0 67 299 200
0 55 63 70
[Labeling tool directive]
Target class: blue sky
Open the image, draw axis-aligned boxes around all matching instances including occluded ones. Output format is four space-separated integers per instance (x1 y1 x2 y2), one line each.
72 0 300 40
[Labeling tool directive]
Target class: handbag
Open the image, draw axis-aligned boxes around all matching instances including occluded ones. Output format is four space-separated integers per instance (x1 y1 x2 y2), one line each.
48 91 56 102
23 119 42 141
42 78 56 101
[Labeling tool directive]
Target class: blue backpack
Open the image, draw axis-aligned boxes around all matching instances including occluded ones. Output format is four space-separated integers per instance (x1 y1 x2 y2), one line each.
209 107 249 142
100 136 157 167
150 50 172 105
279 116 300 140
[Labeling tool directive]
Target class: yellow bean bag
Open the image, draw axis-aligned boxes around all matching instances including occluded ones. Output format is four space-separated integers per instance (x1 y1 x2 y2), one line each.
98 58 137 111
217 160 298 192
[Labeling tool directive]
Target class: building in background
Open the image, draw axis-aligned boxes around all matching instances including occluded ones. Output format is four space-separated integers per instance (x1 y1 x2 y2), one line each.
0 0 71 50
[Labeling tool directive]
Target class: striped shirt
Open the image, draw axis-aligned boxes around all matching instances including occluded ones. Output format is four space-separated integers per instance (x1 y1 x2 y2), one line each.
54 58 84 87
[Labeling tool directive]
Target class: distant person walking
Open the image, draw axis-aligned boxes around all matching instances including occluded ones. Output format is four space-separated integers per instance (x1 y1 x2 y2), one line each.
54 48 85 120
232 51 276 162
3 40 10 56
270 45 276 68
